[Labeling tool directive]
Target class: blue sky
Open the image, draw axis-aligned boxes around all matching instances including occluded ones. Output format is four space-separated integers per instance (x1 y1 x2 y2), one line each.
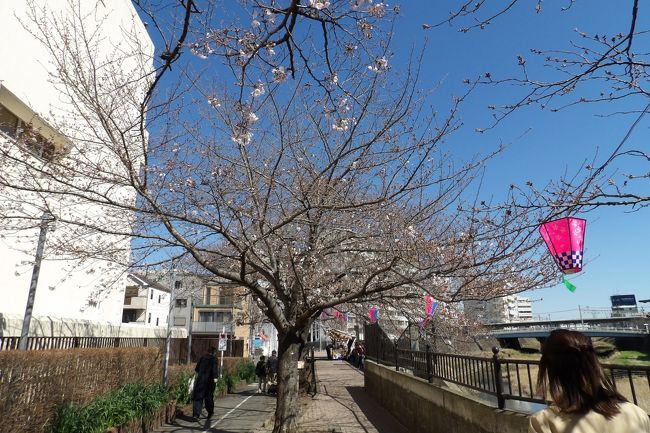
387 2 650 318
138 1 649 319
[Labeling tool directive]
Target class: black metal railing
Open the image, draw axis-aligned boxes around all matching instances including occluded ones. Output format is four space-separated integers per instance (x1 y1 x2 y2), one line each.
365 323 650 412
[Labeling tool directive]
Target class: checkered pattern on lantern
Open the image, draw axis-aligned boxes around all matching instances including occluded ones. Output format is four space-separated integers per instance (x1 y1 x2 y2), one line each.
555 250 583 270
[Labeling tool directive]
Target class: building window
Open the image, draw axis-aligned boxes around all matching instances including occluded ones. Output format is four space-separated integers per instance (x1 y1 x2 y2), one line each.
158 295 161 303
0 104 57 161
156 317 159 326
0 105 19 137
148 313 151 323
174 281 182 290
173 316 187 326
199 311 232 322
175 298 187 308
199 311 215 322
150 290 153 300
219 287 233 305
205 286 212 304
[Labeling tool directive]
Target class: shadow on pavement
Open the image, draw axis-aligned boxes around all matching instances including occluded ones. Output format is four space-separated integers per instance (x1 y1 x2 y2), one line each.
344 386 408 433
161 414 251 433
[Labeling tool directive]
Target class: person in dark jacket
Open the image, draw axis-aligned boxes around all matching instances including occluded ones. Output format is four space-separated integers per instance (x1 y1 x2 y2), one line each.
256 355 268 393
192 347 219 420
266 350 279 384
346 337 356 358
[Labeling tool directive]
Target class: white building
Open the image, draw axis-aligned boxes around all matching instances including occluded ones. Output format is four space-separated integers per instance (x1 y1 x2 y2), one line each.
0 1 154 327
465 295 533 324
122 274 171 327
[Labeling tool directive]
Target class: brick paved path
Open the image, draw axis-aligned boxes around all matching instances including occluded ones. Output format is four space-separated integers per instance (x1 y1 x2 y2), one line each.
288 359 409 433
159 359 406 433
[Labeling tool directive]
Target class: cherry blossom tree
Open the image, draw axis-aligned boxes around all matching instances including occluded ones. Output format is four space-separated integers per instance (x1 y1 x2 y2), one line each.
434 0 649 213
1 1 562 431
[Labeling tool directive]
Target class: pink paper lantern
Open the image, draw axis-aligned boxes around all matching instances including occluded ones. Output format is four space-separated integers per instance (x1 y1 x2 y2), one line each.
539 217 586 274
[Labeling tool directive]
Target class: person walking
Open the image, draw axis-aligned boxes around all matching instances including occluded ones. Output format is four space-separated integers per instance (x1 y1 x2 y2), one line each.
354 342 365 370
192 346 219 421
256 355 268 393
529 329 650 433
346 337 356 358
266 350 279 384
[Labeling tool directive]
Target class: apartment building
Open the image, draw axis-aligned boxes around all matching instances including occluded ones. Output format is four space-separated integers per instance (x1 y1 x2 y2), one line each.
122 274 171 327
465 295 533 324
0 1 154 326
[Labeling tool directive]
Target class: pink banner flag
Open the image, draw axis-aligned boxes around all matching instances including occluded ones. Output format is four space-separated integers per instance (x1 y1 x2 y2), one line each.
425 295 434 315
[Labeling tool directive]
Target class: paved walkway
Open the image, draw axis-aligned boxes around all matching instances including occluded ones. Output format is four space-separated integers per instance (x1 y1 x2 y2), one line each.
158 360 407 433
158 383 275 433
272 359 409 433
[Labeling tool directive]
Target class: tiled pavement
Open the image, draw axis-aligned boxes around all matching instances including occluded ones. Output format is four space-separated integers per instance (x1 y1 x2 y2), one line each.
257 359 408 433
158 359 407 433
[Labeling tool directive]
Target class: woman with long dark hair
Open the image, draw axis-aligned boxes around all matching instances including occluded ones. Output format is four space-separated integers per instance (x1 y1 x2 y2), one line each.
530 329 649 432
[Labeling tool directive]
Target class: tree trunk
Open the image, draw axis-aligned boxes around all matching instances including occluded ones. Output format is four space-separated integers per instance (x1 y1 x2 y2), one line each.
272 331 306 433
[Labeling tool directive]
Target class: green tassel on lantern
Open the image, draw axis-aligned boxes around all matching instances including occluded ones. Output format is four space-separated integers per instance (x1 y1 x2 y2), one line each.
562 275 576 293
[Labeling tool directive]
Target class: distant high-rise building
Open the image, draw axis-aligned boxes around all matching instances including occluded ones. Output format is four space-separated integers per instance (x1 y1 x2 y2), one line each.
465 295 533 324
610 294 638 317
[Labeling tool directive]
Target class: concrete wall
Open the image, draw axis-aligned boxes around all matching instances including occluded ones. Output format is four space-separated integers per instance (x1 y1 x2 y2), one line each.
365 361 529 433
144 286 171 327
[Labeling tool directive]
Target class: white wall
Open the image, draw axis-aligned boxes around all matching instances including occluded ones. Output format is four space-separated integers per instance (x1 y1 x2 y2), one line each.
0 1 154 323
145 287 171 327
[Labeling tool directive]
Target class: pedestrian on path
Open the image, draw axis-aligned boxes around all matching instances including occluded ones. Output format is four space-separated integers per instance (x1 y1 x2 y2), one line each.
346 336 356 358
529 329 650 433
354 342 365 370
192 346 219 420
266 350 279 385
256 355 268 393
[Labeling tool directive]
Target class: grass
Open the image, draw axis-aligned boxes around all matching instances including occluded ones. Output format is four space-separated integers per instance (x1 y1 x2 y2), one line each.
608 351 650 366
49 383 170 433
49 360 258 433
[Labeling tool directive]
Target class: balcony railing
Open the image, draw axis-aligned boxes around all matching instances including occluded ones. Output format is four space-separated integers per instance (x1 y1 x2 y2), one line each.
191 322 234 334
194 302 240 309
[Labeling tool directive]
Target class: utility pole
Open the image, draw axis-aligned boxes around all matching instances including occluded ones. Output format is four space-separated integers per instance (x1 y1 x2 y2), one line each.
578 305 584 326
162 260 175 386
19 211 54 351
186 293 193 364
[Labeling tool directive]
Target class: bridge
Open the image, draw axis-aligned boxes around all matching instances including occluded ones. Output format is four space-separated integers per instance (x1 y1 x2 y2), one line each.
483 315 650 350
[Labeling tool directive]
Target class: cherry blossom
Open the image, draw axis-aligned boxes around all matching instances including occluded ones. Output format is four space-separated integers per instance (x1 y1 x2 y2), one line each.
309 0 331 10
272 66 287 83
368 56 389 72
251 82 265 97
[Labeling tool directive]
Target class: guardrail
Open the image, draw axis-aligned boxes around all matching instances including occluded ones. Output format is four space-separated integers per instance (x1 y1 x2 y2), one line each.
365 323 650 411
490 324 650 334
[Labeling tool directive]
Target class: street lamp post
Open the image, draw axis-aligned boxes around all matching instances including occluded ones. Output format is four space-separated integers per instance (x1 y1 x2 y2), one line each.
19 211 55 351
186 293 193 364
163 260 176 386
